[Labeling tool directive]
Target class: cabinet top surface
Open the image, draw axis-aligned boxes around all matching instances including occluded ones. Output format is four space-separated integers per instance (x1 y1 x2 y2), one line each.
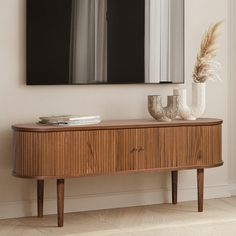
12 118 223 132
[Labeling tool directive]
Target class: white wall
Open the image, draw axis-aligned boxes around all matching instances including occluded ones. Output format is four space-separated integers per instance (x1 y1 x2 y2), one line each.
0 0 229 218
228 0 236 192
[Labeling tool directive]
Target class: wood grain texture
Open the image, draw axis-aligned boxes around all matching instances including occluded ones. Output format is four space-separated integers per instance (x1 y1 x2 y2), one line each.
12 118 223 132
37 180 44 217
13 130 116 178
116 125 222 172
12 120 223 179
172 171 178 205
57 179 64 227
197 169 204 212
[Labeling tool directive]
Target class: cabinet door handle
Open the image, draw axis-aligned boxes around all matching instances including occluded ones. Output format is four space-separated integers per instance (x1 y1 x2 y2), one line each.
138 147 145 152
130 148 138 153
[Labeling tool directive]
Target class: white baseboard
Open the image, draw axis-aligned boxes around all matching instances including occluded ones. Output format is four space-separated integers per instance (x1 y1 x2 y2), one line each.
0 184 231 220
228 183 236 196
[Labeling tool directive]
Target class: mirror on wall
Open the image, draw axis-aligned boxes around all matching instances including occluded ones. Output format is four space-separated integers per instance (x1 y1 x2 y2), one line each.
27 0 185 85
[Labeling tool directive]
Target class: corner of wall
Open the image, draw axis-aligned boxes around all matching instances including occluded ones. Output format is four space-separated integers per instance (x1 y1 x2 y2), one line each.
228 0 236 186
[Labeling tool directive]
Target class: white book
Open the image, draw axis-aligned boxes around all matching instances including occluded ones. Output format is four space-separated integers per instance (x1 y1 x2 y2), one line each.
39 115 101 123
58 120 101 126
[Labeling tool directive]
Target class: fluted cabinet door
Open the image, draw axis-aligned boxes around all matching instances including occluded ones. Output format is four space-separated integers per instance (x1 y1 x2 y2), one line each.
115 125 222 172
13 130 116 178
116 129 137 171
64 130 116 176
136 128 160 170
157 126 222 168
116 128 160 171
158 127 188 168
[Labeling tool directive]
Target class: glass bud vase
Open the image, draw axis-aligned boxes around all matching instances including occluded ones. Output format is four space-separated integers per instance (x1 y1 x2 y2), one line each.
173 89 196 120
191 82 206 119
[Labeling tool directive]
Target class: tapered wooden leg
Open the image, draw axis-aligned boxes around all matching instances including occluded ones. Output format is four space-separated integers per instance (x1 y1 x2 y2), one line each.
57 179 65 227
37 180 44 218
197 169 204 212
172 171 178 204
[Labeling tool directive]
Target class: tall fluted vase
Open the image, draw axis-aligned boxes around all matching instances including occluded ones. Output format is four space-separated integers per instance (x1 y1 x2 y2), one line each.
191 82 206 119
173 82 206 120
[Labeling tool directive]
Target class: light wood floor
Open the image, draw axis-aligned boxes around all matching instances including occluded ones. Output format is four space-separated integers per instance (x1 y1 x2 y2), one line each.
1 197 236 236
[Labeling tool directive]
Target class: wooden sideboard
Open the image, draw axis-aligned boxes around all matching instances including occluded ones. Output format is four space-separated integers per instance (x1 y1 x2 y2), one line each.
12 118 223 227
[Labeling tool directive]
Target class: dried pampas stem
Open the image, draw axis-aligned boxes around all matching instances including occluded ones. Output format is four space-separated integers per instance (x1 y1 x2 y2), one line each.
193 21 223 83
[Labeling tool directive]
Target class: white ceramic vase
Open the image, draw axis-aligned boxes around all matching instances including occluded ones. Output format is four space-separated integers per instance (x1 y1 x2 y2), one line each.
148 95 171 122
164 95 180 120
173 82 206 120
191 82 206 118
173 89 196 120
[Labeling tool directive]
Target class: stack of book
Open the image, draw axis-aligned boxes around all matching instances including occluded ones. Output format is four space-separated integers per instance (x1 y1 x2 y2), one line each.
39 115 101 126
